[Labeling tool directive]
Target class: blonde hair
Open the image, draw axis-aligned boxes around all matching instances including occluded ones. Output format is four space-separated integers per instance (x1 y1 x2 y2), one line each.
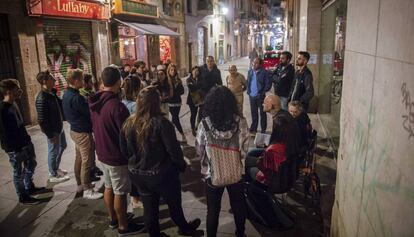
67 69 84 85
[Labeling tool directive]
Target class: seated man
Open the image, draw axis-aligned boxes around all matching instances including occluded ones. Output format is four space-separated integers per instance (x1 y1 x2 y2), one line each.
288 100 312 153
245 95 301 191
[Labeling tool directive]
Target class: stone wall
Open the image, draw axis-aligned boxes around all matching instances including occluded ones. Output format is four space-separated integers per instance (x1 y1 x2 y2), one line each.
331 0 414 236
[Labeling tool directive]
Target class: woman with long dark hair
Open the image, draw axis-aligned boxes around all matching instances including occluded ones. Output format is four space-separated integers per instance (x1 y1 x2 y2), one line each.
196 86 249 237
120 86 200 237
167 64 186 142
186 66 203 136
152 65 173 116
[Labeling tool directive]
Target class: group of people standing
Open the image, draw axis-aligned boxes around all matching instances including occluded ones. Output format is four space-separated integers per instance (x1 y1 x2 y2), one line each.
0 49 314 236
246 50 315 134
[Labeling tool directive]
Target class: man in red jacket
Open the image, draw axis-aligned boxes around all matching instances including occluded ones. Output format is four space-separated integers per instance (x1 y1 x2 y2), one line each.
89 66 144 236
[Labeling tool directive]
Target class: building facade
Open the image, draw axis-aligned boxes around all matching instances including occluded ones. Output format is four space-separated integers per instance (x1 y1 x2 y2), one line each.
185 0 266 69
1 0 111 124
110 0 187 75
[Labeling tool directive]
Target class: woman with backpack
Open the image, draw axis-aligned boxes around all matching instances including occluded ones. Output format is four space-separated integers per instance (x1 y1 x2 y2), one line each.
195 86 249 237
120 86 201 237
167 64 186 142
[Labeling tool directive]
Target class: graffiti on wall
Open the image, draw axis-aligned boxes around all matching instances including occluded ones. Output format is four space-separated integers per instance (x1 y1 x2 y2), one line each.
331 78 343 104
401 82 414 139
44 21 93 98
340 92 414 236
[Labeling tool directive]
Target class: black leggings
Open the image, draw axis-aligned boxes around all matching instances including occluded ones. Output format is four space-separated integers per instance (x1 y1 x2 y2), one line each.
169 106 184 134
188 103 198 130
132 170 190 237
205 179 246 237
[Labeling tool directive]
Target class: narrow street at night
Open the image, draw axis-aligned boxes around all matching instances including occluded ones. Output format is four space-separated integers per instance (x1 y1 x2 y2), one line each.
0 0 413 237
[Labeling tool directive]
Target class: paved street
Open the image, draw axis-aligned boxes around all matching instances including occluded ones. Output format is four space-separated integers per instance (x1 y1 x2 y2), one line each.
0 57 331 237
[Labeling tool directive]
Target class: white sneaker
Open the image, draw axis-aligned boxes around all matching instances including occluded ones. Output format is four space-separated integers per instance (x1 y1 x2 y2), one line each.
49 174 70 183
83 189 103 200
57 169 68 176
130 199 144 209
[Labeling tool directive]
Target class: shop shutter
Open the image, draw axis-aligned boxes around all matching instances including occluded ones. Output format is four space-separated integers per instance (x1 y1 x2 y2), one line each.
43 19 96 97
0 14 16 80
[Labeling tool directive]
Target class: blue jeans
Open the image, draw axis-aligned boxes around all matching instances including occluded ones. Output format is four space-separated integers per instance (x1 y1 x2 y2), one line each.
8 144 37 198
47 131 67 177
280 96 288 111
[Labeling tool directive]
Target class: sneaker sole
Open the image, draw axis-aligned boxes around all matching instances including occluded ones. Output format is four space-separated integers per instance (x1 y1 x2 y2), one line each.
118 228 145 237
109 213 135 229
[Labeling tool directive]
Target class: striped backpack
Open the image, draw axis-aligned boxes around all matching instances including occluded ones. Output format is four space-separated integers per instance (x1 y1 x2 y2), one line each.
202 119 243 187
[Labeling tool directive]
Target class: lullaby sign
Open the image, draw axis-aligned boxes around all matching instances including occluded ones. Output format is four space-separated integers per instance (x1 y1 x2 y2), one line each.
27 0 110 21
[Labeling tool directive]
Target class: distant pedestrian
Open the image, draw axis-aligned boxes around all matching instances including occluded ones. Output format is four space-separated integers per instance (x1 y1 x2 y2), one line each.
187 66 203 136
257 47 264 59
226 65 247 114
79 73 95 98
247 57 272 133
199 56 222 95
35 70 69 183
198 56 222 124
196 86 249 237
0 79 42 205
121 64 131 79
121 86 201 237
89 66 144 235
122 74 141 114
62 69 103 199
152 65 173 115
288 51 315 112
167 64 186 142
249 47 258 69
132 61 151 87
272 51 295 110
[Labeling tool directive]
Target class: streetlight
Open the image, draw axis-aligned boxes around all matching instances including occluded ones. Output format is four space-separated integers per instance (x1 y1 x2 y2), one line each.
221 7 229 15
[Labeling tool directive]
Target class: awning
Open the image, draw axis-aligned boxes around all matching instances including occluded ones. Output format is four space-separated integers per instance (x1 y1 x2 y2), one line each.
114 19 180 36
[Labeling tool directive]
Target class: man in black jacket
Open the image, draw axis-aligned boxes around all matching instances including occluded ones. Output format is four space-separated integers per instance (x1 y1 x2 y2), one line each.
0 79 41 204
273 51 295 110
197 56 222 126
35 70 69 183
199 56 223 95
288 51 315 112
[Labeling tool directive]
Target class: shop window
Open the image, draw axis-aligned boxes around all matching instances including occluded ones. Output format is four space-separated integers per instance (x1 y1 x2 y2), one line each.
118 26 137 63
160 36 172 64
198 0 213 11
226 20 230 34
187 0 192 13
163 0 173 16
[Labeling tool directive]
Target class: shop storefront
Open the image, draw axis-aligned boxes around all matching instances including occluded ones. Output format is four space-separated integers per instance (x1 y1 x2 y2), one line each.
28 0 110 97
111 0 180 68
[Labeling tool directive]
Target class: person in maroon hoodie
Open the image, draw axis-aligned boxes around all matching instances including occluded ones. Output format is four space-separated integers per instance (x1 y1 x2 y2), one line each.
89 66 144 236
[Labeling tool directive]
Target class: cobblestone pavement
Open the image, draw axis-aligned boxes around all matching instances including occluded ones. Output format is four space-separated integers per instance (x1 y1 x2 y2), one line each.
0 57 330 237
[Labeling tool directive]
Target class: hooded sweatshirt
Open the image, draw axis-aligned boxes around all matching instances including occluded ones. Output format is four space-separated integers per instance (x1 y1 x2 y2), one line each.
89 91 130 166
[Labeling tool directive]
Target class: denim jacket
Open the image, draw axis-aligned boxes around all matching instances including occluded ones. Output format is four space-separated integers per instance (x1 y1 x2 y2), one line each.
247 67 272 97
